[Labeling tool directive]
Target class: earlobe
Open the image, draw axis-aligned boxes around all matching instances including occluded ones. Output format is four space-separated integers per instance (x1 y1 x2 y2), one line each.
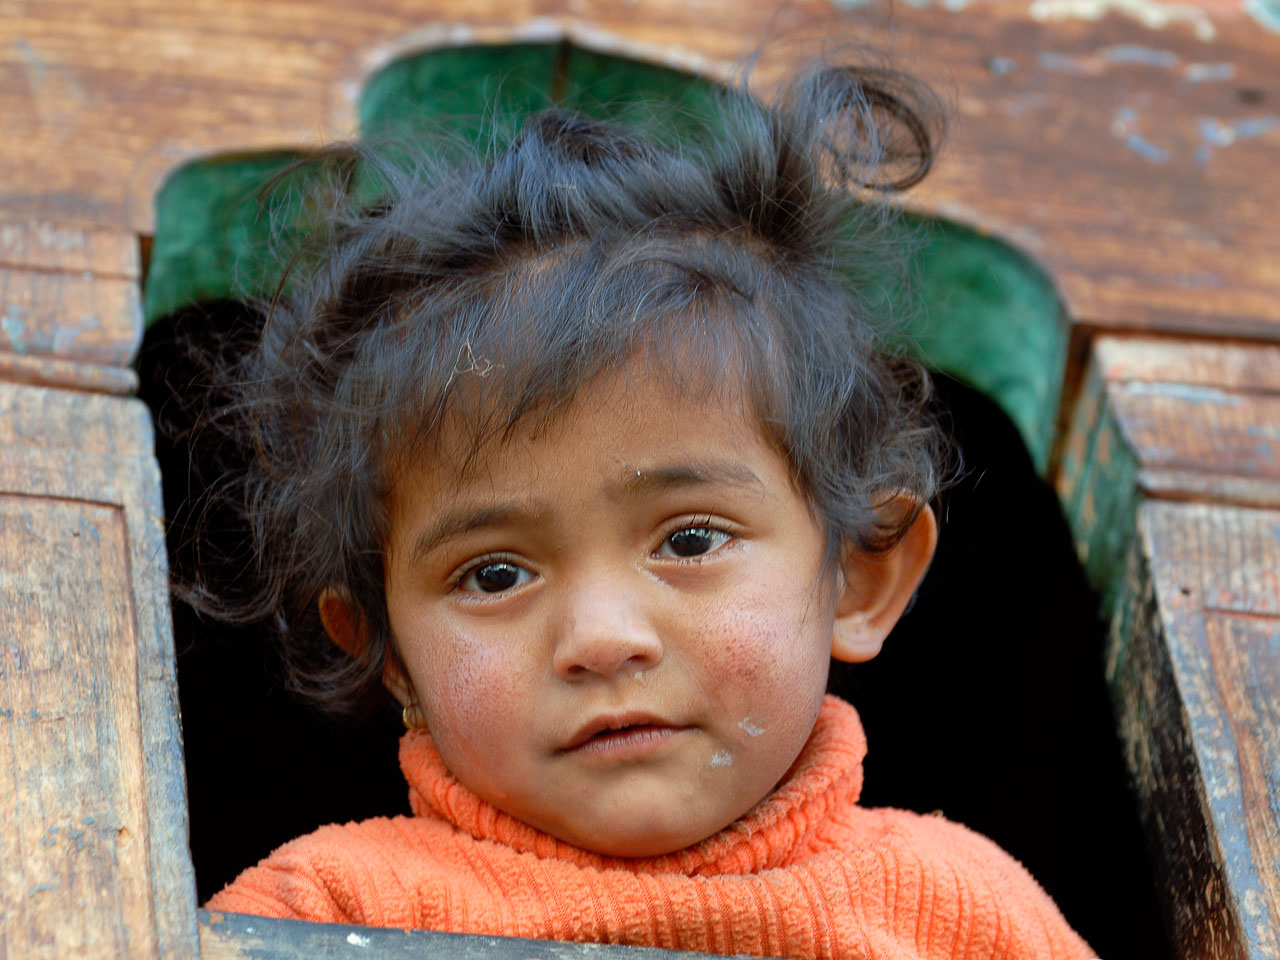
830 499 938 663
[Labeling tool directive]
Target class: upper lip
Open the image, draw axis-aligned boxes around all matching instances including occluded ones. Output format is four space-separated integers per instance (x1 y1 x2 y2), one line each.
561 711 677 751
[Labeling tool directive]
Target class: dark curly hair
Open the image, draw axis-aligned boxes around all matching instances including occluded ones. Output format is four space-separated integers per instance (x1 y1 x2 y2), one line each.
186 62 950 716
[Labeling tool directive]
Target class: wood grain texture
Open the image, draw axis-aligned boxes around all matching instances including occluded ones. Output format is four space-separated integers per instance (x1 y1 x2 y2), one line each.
0 220 139 278
1111 382 1280 497
1094 336 1280 392
0 382 198 960
1108 501 1280 959
0 352 138 395
198 910 775 960
0 219 142 385
1057 336 1280 609
3 0 1279 338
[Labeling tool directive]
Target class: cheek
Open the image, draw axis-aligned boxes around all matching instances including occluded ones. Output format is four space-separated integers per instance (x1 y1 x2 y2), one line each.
694 593 833 707
411 629 525 751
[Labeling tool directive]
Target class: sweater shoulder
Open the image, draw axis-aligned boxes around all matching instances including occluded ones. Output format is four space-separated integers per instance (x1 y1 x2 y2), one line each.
205 815 438 926
856 808 1097 960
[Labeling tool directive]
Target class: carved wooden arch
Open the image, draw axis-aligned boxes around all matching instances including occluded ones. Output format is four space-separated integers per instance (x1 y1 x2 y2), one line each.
2 2 1279 957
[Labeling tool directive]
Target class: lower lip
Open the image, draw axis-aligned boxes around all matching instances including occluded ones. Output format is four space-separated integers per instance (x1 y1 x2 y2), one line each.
567 725 684 762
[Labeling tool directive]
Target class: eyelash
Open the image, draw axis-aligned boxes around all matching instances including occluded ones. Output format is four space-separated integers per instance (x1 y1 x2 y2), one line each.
448 552 527 595
653 517 737 561
447 518 737 595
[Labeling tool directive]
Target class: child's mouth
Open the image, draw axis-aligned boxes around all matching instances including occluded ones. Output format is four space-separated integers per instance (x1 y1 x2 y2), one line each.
562 715 685 760
572 725 681 760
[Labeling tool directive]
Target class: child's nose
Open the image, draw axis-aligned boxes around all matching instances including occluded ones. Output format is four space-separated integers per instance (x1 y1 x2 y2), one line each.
553 583 663 681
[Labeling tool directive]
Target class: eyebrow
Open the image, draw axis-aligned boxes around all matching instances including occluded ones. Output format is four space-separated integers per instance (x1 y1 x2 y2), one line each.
409 505 541 565
620 462 763 496
407 462 763 564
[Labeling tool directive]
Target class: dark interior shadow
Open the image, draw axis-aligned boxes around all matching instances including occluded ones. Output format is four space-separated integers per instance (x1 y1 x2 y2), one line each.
138 300 1168 958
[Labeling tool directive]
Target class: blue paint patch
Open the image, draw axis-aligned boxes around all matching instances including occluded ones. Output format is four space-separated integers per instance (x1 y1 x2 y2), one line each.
1038 51 1094 74
987 56 1017 76
1102 45 1179 68
1124 132 1171 164
27 884 56 899
1235 117 1280 139
1197 116 1280 163
1245 0 1280 32
1124 382 1242 405
1 305 27 354
1184 62 1236 83
1200 116 1280 144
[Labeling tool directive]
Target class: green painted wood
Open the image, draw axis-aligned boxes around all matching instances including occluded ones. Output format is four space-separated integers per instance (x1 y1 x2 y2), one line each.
143 152 308 325
141 43 1066 474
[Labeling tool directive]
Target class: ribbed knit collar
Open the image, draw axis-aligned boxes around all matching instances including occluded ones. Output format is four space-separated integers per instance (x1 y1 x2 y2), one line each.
399 694 866 877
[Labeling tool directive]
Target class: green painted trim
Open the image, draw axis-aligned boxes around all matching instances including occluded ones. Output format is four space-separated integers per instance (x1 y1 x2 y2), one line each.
144 152 308 324
904 218 1067 474
1063 396 1143 615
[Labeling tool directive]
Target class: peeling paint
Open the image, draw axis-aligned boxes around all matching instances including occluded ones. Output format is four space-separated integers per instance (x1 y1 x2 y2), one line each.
1124 382 1244 405
1 305 27 354
1111 106 1172 163
1196 115 1280 163
1245 0 1280 32
1038 51 1099 74
1029 0 1217 41
1037 46 1232 83
1124 132 1172 162
1104 44 1180 66
51 312 102 354
1184 62 1236 83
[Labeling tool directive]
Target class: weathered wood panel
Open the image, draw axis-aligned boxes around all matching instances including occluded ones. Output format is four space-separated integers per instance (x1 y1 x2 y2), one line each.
198 910 774 960
0 496 155 958
0 219 142 393
1109 501 1280 959
0 382 198 959
1057 337 1280 609
1093 336 1280 392
3 0 1280 340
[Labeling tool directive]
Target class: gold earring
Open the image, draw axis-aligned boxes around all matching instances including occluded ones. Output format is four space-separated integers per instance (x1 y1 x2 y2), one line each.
402 703 425 730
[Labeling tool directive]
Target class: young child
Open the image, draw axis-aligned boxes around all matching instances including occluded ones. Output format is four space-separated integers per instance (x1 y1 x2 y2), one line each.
200 64 1095 958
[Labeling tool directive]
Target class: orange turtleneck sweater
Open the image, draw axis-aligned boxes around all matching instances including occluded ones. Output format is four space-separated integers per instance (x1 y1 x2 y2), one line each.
208 696 1093 959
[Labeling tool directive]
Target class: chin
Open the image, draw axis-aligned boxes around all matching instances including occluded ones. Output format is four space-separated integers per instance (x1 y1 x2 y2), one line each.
564 815 717 859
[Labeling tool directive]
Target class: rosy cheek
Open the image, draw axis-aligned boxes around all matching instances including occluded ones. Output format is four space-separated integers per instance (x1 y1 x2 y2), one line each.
419 631 523 754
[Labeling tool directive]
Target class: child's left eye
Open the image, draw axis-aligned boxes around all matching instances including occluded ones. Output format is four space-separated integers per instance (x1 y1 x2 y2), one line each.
655 526 733 559
458 561 533 595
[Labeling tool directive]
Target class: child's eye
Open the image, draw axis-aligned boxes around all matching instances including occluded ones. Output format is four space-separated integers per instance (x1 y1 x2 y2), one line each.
655 526 733 559
458 560 532 595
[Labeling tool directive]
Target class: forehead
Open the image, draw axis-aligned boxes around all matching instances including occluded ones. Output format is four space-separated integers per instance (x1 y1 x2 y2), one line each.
384 359 792 548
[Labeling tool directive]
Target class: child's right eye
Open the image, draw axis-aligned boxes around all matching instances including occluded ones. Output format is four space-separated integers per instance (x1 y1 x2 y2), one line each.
458 560 532 595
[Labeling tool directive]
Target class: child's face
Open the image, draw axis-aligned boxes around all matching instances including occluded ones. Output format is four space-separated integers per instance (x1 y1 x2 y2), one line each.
376 361 861 856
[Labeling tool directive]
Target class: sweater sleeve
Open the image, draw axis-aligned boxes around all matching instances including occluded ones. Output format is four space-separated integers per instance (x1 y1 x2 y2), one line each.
881 812 1097 960
204 820 418 927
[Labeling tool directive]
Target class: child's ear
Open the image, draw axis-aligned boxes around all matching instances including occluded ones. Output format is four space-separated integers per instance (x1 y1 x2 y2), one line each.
318 587 418 715
318 587 365 657
830 497 938 663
